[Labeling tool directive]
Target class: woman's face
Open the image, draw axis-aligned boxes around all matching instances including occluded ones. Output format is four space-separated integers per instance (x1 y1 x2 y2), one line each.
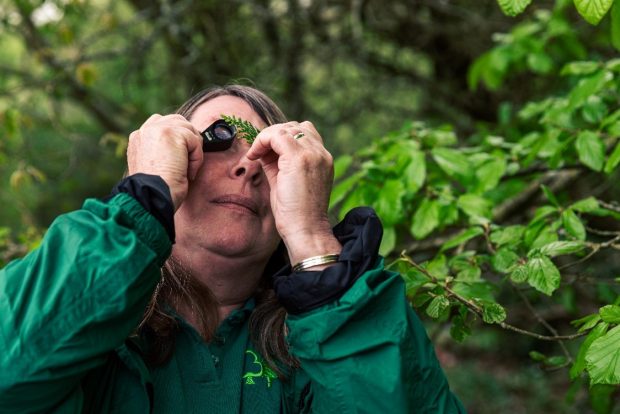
174 95 280 261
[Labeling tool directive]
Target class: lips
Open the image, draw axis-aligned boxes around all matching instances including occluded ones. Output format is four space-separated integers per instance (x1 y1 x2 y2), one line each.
211 194 259 215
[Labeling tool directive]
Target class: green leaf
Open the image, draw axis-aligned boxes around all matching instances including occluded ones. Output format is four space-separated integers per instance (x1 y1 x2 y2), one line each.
531 205 559 224
570 322 608 380
611 2 620 51
606 120 620 138
530 225 559 249
600 305 620 323
427 254 448 279
497 0 533 16
426 295 450 318
510 263 528 283
442 227 484 251
571 314 602 333
568 71 611 109
581 96 608 124
402 268 429 298
482 301 507 324
570 197 599 213
405 150 426 192
527 52 554 74
589 384 615 414
562 209 587 240
575 131 605 171
475 157 506 192
450 314 472 343
412 293 432 308
428 128 458 147
329 172 362 209
333 155 352 180
457 194 492 223
604 141 620 174
606 58 620 71
525 255 561 295
530 351 547 362
490 225 526 247
375 179 405 226
574 0 614 25
410 198 440 239
431 148 470 178
546 356 568 366
560 61 601 76
586 324 620 384
456 265 481 282
541 184 560 207
492 248 520 273
452 281 495 302
538 241 585 257
379 226 396 257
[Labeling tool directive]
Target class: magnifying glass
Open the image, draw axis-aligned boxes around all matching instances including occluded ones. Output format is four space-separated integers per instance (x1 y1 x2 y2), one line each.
201 119 237 152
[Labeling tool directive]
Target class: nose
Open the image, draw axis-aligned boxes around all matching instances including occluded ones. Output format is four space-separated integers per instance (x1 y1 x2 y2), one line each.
231 155 263 186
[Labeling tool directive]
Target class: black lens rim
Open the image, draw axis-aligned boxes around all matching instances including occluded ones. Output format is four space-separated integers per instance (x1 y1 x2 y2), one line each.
201 119 237 152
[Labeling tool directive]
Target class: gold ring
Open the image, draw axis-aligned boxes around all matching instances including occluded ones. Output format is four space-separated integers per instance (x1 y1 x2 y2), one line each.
293 132 305 140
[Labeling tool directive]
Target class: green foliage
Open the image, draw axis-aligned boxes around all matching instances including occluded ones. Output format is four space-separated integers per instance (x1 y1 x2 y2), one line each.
330 11 620 397
497 0 534 16
496 0 616 26
221 115 261 144
574 0 615 25
586 324 620 384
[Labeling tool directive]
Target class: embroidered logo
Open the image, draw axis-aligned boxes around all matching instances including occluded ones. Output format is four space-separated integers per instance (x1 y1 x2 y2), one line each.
242 349 278 388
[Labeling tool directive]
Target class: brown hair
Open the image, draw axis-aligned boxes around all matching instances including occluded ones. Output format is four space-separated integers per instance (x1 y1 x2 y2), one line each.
138 85 298 373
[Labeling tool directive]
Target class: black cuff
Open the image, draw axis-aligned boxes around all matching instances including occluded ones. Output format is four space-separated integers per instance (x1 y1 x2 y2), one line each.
105 174 175 243
272 207 383 314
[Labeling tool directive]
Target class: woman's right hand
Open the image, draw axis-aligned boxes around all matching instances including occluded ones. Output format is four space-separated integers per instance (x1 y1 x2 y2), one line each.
126 114 203 211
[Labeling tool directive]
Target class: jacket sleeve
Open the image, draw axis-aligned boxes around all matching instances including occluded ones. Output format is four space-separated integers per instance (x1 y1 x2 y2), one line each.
285 263 466 413
277 208 465 413
0 193 171 413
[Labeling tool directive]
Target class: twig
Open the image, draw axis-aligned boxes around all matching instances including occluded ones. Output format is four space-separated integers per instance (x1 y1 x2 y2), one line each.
401 253 588 342
586 226 620 236
493 169 581 223
599 200 620 214
483 223 496 255
512 285 573 364
560 234 620 270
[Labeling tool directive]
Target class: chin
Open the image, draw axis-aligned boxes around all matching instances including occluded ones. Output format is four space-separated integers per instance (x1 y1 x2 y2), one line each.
203 231 269 258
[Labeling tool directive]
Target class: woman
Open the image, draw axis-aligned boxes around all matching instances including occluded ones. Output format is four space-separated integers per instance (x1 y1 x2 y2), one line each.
0 85 465 413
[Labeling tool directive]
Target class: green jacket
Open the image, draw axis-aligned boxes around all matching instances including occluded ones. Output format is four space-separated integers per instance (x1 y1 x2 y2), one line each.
0 193 465 413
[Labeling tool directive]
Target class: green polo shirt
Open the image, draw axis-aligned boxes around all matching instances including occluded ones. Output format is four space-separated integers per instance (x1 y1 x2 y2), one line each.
149 301 284 413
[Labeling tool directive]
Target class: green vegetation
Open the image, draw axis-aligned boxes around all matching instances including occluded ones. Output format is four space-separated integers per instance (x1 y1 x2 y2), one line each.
222 114 261 144
2 0 620 411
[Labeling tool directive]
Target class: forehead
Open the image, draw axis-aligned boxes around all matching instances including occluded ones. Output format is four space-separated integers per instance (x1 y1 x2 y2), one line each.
189 95 266 131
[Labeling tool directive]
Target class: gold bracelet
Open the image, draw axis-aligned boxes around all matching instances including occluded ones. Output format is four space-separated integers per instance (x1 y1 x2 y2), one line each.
292 254 340 272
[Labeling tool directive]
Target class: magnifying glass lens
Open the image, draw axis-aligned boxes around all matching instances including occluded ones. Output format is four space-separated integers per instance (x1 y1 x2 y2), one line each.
213 125 234 140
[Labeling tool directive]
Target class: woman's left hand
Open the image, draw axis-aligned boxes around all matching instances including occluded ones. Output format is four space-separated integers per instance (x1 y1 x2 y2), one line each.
245 121 342 266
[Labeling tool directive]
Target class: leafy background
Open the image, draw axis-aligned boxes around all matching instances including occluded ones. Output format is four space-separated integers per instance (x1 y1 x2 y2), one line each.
2 0 620 412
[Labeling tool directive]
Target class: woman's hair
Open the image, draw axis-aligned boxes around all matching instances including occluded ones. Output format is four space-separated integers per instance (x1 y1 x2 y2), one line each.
137 85 298 374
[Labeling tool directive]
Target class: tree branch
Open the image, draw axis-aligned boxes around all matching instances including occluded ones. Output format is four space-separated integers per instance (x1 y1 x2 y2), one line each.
401 253 588 342
14 4 126 133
